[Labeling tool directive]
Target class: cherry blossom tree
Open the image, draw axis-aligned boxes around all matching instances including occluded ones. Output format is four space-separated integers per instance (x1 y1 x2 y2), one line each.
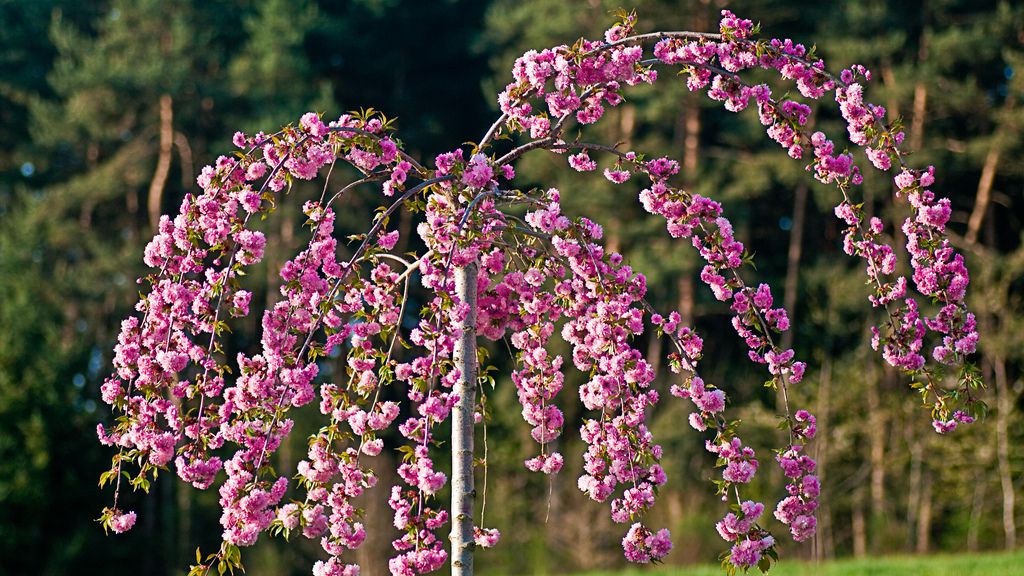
96 10 982 576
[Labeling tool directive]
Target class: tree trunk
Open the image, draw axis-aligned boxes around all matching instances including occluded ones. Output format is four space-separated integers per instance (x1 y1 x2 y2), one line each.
619 102 636 148
995 354 1017 550
909 81 928 151
177 482 191 568
966 145 1001 245
814 357 833 561
909 16 929 152
645 328 663 379
173 131 194 188
967 73 1016 245
916 470 933 554
781 182 807 352
967 469 987 552
149 94 174 231
683 99 700 177
677 275 694 327
143 483 157 575
907 419 922 551
265 205 295 311
451 262 479 575
852 487 866 558
867 368 886 539
880 64 901 122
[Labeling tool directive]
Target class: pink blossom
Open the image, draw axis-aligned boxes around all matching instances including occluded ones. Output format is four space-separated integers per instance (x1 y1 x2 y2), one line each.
568 152 597 172
603 167 631 183
378 230 400 251
110 510 137 534
474 527 501 548
462 153 494 188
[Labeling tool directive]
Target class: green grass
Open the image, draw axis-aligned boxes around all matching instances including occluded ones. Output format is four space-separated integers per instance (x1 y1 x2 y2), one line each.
575 550 1024 576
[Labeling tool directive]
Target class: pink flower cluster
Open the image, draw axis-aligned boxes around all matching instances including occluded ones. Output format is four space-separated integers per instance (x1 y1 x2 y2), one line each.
278 224 412 572
492 12 826 564
897 167 977 362
504 188 673 562
400 6 984 570
109 510 137 534
97 9 984 575
99 123 309 526
503 240 568 473
648 10 977 421
622 523 672 564
774 438 820 542
627 9 981 426
498 15 655 138
633 153 818 557
370 149 518 574
100 112 425 574
715 501 774 568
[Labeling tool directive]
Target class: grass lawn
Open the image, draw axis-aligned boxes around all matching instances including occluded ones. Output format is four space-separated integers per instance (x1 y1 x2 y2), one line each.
575 550 1024 576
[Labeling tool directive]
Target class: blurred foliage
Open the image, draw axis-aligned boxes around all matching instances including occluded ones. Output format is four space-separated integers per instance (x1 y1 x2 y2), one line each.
0 0 1021 574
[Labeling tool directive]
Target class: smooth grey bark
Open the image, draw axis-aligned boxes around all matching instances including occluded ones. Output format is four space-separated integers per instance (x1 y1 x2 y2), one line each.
451 262 478 574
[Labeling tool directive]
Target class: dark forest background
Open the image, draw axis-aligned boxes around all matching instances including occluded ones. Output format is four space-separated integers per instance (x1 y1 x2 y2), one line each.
1 0 1022 574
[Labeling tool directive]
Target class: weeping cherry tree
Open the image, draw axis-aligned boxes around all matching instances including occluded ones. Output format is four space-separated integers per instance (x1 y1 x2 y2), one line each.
96 10 982 576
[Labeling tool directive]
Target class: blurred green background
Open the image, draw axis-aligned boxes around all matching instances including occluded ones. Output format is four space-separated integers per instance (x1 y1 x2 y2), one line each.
1 0 1022 574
